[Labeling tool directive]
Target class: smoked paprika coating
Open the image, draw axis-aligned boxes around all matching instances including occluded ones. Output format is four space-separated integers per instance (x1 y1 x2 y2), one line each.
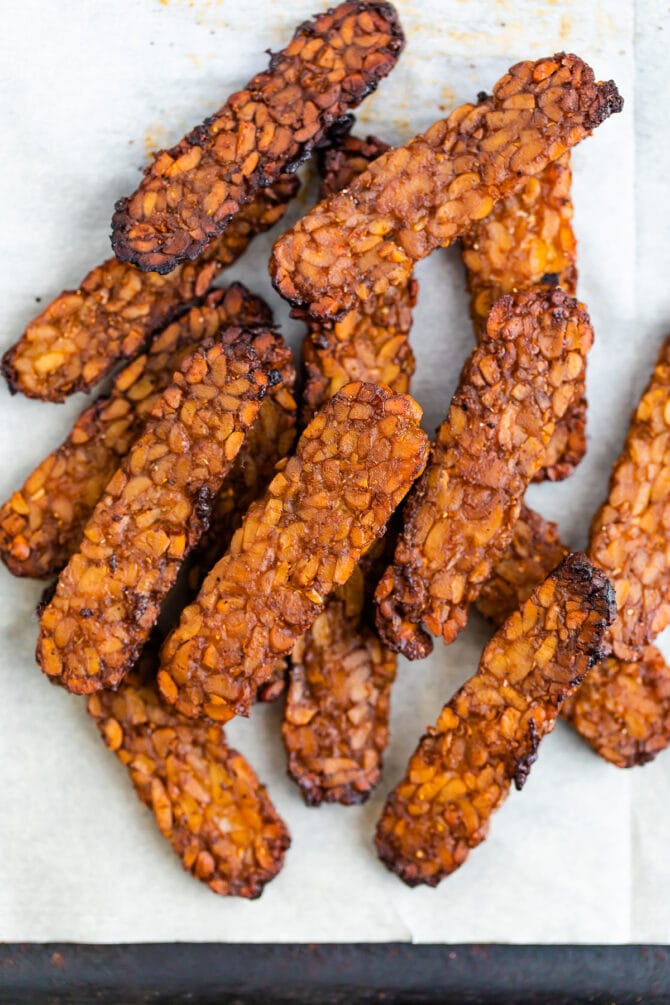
158 382 429 722
461 154 584 481
375 553 615 887
0 285 272 580
271 53 621 319
283 129 413 804
374 287 594 659
4 177 298 401
87 648 290 897
300 131 416 425
111 2 405 273
588 335 670 660
37 330 277 695
561 646 670 769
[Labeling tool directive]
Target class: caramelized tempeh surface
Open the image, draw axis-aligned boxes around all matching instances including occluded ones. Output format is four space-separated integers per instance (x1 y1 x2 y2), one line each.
88 648 290 897
0 286 271 579
158 382 429 721
37 330 279 694
375 554 615 887
271 53 621 318
375 287 593 659
588 336 670 660
283 130 412 805
4 178 297 400
462 154 583 481
111 2 405 272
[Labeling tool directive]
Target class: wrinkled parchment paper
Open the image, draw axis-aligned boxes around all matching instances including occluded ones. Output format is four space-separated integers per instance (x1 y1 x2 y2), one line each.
2 0 669 943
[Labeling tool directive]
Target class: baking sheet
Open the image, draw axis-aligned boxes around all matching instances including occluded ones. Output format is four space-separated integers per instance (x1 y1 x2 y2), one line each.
1 0 667 943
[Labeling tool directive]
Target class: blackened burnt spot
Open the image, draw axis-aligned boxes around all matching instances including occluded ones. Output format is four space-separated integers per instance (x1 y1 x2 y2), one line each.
36 580 57 616
195 486 214 529
541 272 560 287
513 718 539 790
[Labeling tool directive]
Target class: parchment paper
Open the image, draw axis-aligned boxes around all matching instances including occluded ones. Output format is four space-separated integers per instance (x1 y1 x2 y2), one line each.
1 0 667 943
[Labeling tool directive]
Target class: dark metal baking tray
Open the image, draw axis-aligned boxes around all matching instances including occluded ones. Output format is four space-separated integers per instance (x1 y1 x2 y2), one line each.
2 943 669 1004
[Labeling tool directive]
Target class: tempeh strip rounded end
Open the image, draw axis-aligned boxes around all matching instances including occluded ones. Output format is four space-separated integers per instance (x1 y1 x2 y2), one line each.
87 659 290 897
562 645 670 769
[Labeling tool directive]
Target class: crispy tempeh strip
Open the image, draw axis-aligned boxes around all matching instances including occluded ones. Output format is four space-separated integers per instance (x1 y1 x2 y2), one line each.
0 286 272 580
87 645 290 897
37 329 280 694
374 287 594 659
283 130 412 803
271 53 621 319
479 508 670 769
158 381 429 722
111 1 405 272
561 647 670 768
4 177 298 400
375 553 615 887
461 154 583 481
588 335 670 660
284 590 396 804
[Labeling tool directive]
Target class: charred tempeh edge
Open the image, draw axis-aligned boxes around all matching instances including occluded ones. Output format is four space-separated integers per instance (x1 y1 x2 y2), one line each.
0 286 272 580
158 381 429 722
111 1 405 272
375 553 615 887
462 154 584 481
283 129 413 805
4 177 298 401
375 287 593 659
37 329 281 694
271 53 621 319
87 645 290 898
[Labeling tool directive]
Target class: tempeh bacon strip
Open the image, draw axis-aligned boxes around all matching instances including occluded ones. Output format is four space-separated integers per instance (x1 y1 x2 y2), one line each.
588 335 670 661
0 285 272 580
271 53 621 319
111 1 405 272
374 286 594 659
284 590 396 804
461 154 584 481
87 644 290 897
479 507 670 769
561 647 670 769
158 381 429 722
375 553 615 887
4 177 298 401
37 328 281 694
283 129 414 804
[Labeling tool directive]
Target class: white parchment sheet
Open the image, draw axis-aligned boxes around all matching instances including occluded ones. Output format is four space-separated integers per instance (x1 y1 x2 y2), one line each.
1 0 668 943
